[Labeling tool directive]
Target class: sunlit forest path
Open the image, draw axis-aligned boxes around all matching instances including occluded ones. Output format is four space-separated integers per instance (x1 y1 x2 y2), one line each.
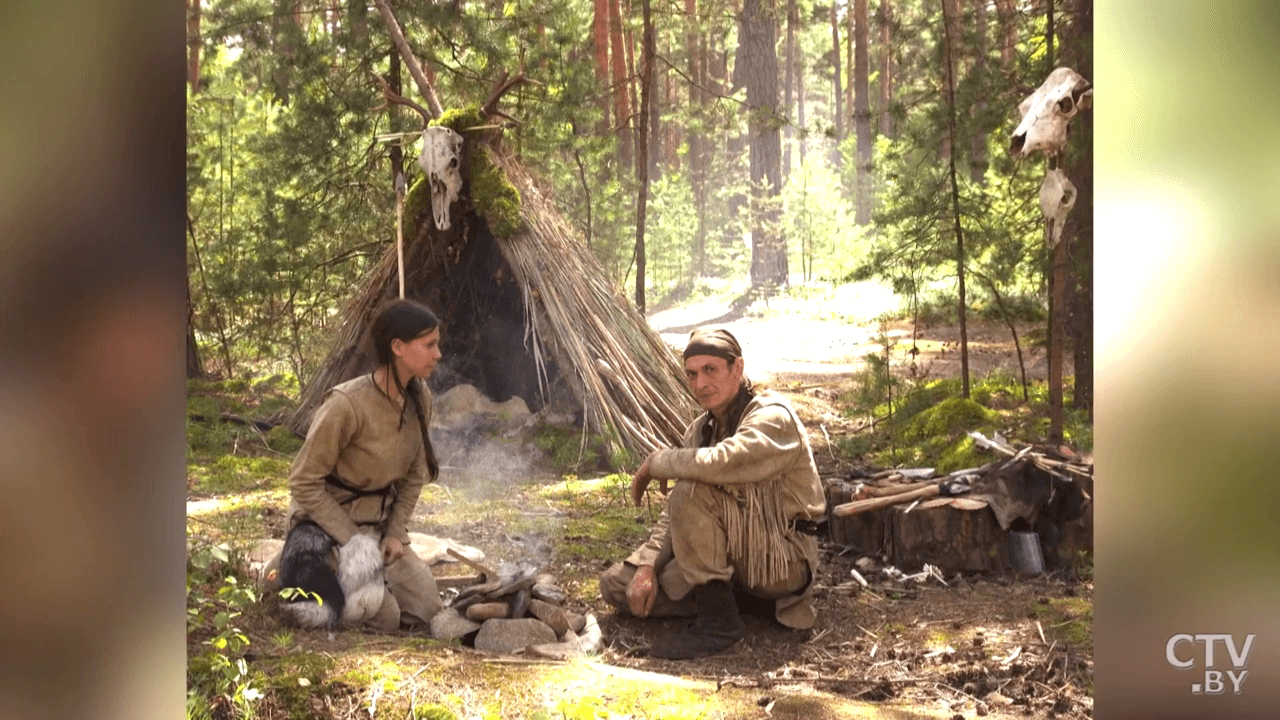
647 279 1066 388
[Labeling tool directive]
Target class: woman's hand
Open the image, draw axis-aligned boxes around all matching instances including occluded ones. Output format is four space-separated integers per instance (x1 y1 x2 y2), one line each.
381 536 405 565
626 564 659 618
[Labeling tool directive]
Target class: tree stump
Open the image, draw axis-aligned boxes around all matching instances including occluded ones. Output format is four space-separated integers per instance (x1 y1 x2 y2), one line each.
889 503 1008 573
825 478 1093 573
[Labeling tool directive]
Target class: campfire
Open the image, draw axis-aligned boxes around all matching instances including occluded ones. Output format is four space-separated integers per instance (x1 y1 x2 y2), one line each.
433 549 601 660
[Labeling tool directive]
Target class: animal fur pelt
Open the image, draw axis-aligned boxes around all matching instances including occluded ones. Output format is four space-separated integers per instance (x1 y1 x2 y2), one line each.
278 522 385 628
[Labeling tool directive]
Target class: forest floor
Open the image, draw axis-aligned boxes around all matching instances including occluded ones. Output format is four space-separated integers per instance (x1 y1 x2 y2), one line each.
186 280 1092 720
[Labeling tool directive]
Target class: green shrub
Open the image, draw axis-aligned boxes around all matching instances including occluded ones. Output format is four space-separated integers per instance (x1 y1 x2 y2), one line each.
187 542 261 719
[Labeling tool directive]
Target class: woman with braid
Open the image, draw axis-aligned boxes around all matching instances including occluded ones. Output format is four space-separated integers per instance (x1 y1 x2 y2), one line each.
275 299 445 631
599 328 827 659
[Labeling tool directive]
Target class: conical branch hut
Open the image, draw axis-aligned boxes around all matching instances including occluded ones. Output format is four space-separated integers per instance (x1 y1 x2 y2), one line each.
289 110 695 459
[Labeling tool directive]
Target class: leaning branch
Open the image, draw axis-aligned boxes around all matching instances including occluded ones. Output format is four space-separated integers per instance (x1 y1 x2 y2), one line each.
372 0 443 118
479 70 543 125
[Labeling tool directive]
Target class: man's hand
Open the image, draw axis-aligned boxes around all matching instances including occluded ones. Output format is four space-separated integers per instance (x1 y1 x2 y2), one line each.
626 564 659 618
380 536 405 565
630 453 669 507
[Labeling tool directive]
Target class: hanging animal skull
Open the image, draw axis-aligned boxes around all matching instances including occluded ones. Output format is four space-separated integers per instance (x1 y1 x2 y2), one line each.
417 126 465 230
1011 67 1093 157
1039 167 1077 247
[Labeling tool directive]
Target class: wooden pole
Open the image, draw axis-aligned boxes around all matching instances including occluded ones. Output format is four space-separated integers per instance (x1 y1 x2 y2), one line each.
395 171 406 298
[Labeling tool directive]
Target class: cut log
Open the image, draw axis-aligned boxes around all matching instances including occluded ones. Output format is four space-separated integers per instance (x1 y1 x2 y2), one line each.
833 484 940 517
858 480 937 498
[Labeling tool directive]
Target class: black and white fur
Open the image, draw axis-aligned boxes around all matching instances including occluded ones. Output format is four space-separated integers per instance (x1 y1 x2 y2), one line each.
278 521 385 629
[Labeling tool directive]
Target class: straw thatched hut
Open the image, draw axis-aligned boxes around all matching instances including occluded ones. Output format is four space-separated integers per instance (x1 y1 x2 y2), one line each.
288 108 695 460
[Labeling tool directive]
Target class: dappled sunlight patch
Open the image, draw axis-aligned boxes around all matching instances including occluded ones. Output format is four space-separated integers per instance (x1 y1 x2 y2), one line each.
187 489 288 517
537 473 630 503
188 454 291 496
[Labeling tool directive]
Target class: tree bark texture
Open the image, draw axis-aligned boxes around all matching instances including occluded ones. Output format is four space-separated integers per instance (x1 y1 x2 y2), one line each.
970 0 989 185
609 0 633 171
186 269 204 378
941 0 970 398
853 0 872 225
783 0 797 178
829 4 844 168
1065 0 1093 419
188 0 200 94
878 0 894 139
594 0 612 135
635 0 656 313
388 50 404 186
685 0 707 275
624 0 641 165
846 6 854 141
743 0 786 288
995 0 1016 69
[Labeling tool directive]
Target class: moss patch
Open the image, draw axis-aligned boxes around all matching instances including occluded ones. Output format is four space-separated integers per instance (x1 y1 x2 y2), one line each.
904 397 992 440
425 107 523 239
1030 596 1093 649
466 145 522 238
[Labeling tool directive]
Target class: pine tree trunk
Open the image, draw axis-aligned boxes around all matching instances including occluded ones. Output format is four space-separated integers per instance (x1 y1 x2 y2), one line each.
648 41 662 182
1065 0 1092 420
878 0 894 139
594 0 612 136
388 50 404 187
846 7 854 140
783 0 797 179
625 0 642 165
995 0 1016 68
941 0 970 397
743 0 786 289
797 34 806 167
188 0 200 94
636 0 655 313
829 4 844 168
1042 0 1065 441
970 0 988 185
939 0 960 162
853 0 872 225
186 269 204 379
686 0 705 275
610 0 633 171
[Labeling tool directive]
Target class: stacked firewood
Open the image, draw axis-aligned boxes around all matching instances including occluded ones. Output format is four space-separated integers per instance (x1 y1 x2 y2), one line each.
831 431 1093 518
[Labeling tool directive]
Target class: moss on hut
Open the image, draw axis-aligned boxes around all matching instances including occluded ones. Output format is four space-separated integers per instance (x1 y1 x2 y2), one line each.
425 107 523 238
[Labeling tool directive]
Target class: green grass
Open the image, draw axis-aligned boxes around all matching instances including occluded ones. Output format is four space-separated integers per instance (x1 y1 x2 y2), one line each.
1030 596 1094 649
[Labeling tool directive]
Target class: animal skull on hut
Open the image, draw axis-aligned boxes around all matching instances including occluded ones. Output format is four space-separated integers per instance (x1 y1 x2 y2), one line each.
418 126 465 230
1011 67 1093 157
1039 167 1077 248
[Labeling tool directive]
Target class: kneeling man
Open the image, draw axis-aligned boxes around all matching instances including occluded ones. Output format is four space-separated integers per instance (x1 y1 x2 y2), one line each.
599 328 826 659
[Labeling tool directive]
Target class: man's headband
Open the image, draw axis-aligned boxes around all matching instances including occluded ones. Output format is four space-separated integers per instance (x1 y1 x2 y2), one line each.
683 328 742 364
